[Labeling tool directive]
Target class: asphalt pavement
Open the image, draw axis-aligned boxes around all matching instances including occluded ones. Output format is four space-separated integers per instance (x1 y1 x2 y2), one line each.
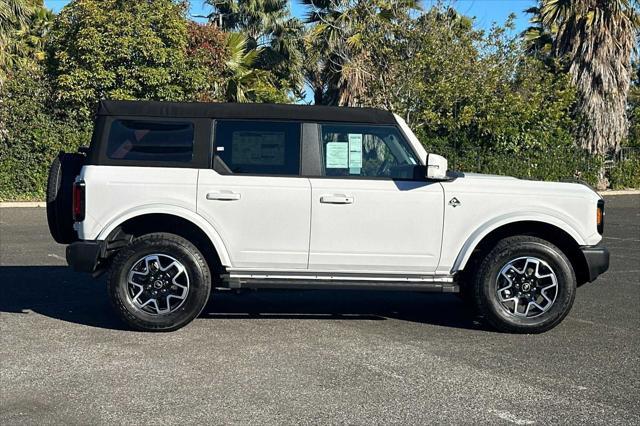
1 195 639 425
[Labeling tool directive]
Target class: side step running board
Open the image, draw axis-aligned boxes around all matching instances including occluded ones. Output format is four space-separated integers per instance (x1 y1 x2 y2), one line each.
222 276 459 293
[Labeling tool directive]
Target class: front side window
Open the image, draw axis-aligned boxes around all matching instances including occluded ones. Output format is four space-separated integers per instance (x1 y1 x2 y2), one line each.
106 120 194 162
320 124 419 179
215 121 301 175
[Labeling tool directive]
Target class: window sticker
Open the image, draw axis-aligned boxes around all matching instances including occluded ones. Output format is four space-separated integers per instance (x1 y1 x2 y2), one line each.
231 131 286 166
326 142 349 168
348 134 363 174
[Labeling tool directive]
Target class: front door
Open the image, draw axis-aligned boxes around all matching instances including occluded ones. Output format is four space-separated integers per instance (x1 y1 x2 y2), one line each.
308 124 444 273
197 120 310 270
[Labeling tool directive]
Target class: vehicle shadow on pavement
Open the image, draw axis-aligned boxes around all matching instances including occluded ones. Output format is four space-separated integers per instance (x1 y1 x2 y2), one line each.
0 266 127 330
203 289 487 331
0 266 486 331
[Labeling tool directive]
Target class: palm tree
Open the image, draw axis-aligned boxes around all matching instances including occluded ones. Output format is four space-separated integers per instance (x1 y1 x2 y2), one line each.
206 0 289 42
16 4 53 62
0 0 31 34
0 0 34 80
533 0 639 159
522 6 555 57
301 0 417 106
205 0 304 97
221 32 272 102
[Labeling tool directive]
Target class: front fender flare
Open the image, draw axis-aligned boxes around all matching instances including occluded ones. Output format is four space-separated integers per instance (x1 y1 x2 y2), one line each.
96 204 231 267
451 212 587 273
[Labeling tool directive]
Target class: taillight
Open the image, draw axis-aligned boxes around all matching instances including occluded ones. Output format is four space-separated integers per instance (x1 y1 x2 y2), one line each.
73 181 86 222
596 199 604 235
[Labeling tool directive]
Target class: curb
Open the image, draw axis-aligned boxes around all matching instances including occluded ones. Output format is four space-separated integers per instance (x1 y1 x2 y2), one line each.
0 202 46 208
599 190 640 196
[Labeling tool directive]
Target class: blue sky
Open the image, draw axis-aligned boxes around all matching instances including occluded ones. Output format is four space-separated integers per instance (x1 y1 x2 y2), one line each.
44 0 535 32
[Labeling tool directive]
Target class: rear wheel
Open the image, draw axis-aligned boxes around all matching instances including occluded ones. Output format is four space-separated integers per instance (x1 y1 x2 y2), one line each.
107 233 212 332
473 236 576 333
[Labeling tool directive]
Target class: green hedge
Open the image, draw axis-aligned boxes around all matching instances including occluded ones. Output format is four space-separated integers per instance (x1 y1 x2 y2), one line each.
428 145 603 187
609 156 640 190
0 69 92 201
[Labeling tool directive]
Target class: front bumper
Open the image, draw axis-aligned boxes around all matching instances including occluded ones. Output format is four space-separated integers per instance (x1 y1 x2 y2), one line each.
66 240 105 273
580 245 610 282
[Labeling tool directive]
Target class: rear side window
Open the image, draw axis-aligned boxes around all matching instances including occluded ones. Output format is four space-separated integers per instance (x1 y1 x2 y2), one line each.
214 121 301 175
106 120 194 162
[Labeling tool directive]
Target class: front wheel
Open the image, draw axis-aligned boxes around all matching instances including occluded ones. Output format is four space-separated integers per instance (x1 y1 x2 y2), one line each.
107 233 212 332
473 236 576 334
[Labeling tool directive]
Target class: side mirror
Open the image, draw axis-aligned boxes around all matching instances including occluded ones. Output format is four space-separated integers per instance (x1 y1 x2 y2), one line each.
426 154 448 180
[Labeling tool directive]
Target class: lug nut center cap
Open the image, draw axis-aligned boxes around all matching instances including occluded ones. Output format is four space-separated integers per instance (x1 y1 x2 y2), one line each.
521 282 531 292
153 280 164 289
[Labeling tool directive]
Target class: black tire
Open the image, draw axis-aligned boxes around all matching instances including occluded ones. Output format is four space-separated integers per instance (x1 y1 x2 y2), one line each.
107 233 212 332
46 152 85 244
473 235 576 334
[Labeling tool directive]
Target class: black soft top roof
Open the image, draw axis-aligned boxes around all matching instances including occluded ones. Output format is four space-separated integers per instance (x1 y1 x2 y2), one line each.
97 100 396 125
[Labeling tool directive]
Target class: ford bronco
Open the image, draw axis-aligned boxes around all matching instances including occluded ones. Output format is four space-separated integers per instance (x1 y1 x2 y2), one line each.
46 100 609 333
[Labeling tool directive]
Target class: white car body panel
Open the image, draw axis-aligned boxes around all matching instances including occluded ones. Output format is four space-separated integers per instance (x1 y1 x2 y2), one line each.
308 178 444 273
78 165 232 266
196 171 311 270
79 166 198 240
436 174 602 274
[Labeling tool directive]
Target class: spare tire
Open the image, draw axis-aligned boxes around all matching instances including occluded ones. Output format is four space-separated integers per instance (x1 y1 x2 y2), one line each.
46 152 85 244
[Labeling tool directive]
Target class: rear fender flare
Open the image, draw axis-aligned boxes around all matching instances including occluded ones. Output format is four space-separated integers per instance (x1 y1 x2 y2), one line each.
96 205 231 266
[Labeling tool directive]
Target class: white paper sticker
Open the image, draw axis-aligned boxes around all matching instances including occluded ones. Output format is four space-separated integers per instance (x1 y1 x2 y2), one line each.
348 134 363 168
326 142 349 168
216 146 225 152
348 134 363 174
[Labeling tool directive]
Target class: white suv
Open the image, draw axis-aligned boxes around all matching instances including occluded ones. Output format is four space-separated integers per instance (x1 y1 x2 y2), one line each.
46 100 609 333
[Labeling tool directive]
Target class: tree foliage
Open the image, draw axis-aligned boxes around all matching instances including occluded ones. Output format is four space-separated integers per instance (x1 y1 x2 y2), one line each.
361 8 577 156
628 61 640 148
0 66 91 200
46 0 205 120
205 0 304 99
0 0 52 83
301 0 418 106
529 0 639 156
186 21 229 102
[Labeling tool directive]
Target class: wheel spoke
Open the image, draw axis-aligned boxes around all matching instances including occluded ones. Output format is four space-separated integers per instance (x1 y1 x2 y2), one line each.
540 283 557 305
496 256 558 319
524 301 533 316
126 253 190 316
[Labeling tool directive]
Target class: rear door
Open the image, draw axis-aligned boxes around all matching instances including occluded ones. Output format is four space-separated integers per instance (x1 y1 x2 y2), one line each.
308 123 444 273
197 120 311 270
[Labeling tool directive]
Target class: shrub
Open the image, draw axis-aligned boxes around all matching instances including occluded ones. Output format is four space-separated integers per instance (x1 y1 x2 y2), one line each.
46 0 207 121
0 67 91 201
608 156 640 190
427 143 602 187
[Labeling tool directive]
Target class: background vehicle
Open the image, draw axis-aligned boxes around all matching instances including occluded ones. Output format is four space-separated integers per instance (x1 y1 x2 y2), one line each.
47 100 609 333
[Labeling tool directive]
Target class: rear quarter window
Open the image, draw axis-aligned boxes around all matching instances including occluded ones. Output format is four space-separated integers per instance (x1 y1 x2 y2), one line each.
106 120 194 162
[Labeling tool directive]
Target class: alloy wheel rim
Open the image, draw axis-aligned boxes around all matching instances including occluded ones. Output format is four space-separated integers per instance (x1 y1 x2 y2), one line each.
496 256 558 318
127 254 190 315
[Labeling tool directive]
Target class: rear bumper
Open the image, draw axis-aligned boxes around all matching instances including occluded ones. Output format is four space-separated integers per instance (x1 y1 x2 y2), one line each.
66 240 105 273
580 245 610 282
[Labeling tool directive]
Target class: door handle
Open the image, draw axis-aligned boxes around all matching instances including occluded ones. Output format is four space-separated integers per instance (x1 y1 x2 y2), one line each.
206 191 241 201
320 194 354 204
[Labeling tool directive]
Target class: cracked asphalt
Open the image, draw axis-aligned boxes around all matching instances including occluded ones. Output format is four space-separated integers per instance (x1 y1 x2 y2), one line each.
1 195 638 424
